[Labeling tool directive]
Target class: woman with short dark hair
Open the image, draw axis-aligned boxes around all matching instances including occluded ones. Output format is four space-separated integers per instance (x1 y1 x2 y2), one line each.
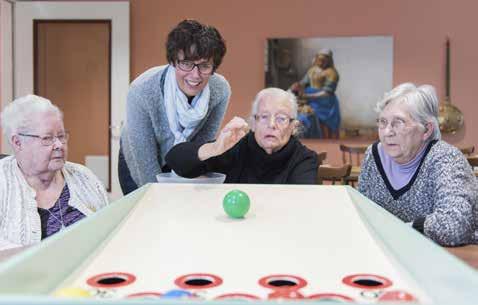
119 19 231 194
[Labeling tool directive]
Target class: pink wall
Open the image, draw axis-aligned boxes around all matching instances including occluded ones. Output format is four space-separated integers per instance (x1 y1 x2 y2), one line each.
1 0 478 163
131 0 478 163
2 0 477 161
130 0 478 164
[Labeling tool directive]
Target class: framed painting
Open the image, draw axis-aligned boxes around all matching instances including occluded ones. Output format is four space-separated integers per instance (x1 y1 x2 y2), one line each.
265 36 393 139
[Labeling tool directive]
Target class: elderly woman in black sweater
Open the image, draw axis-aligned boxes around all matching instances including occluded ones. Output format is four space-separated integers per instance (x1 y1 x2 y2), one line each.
166 88 319 184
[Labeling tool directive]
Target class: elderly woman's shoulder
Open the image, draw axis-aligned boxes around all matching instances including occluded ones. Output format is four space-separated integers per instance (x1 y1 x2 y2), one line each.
63 161 102 180
0 155 14 176
0 156 21 188
429 140 463 157
0 155 15 170
0 154 12 162
426 140 470 168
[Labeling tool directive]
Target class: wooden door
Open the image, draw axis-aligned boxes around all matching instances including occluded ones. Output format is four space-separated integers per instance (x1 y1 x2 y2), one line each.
14 1 129 199
35 21 111 190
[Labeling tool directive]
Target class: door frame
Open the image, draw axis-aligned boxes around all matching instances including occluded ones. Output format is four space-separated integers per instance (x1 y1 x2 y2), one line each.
0 0 13 153
13 1 129 200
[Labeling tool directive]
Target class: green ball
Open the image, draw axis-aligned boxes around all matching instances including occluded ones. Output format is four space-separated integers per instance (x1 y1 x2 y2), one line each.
223 190 250 218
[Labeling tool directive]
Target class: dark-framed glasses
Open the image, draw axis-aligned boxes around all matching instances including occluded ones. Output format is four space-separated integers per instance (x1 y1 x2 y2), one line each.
176 60 214 74
18 132 69 146
255 113 294 127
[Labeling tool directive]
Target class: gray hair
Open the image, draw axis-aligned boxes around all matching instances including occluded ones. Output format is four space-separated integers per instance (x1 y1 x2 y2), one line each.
1 95 63 141
375 83 441 141
250 87 298 119
250 87 299 135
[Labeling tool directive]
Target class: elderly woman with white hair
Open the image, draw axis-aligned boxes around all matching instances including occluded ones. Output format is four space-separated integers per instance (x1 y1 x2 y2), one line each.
0 95 108 250
166 88 319 184
358 83 478 246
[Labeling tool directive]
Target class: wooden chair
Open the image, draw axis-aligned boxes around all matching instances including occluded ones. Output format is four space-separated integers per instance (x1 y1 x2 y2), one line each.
339 144 368 165
467 156 478 167
316 151 327 166
465 156 478 178
317 164 352 185
459 146 475 156
339 144 369 186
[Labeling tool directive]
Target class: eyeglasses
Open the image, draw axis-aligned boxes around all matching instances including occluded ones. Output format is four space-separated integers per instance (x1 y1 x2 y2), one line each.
376 118 409 133
176 60 214 74
18 132 69 146
255 113 294 127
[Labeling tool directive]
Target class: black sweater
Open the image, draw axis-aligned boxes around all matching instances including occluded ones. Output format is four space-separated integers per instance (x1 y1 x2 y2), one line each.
165 132 319 184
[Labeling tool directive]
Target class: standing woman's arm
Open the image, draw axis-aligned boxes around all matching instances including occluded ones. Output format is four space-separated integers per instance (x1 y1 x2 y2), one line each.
123 86 163 186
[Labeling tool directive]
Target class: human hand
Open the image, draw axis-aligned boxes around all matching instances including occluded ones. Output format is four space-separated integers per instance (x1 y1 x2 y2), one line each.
198 117 249 161
213 117 250 155
290 82 300 91
290 82 303 96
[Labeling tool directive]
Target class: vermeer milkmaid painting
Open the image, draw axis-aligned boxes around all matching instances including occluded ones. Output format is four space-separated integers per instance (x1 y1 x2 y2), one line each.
266 36 393 139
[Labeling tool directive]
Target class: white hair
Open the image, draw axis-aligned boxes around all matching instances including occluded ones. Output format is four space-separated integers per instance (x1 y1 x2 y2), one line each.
1 95 63 141
375 83 441 141
249 87 299 135
250 87 298 119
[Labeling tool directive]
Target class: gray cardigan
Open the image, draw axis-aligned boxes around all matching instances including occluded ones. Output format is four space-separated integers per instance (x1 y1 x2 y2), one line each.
120 65 231 186
358 140 478 246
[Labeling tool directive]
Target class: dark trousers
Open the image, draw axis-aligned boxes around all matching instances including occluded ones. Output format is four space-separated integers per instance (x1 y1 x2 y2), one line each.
118 146 138 195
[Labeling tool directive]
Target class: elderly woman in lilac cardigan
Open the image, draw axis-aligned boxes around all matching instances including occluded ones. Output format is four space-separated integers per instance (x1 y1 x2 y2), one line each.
358 83 478 246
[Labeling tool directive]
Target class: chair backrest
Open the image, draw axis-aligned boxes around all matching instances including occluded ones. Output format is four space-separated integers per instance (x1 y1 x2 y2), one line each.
466 156 478 168
316 151 327 166
317 164 352 185
339 144 368 166
459 146 475 156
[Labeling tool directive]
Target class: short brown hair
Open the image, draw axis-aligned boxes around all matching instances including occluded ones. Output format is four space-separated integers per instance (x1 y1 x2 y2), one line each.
166 19 227 71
